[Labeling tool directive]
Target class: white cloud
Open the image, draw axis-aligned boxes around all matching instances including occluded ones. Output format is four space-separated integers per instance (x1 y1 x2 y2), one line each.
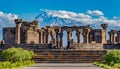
0 11 18 40
38 9 120 27
0 11 18 27
40 9 91 19
87 10 104 16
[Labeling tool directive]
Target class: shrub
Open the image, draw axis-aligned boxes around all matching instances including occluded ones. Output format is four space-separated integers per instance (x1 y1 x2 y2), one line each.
104 50 120 65
0 60 35 69
2 47 35 62
93 50 120 69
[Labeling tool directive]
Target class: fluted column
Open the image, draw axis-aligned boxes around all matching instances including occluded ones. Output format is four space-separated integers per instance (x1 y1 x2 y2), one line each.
109 30 117 44
82 29 90 44
14 19 22 44
41 32 44 44
112 30 116 44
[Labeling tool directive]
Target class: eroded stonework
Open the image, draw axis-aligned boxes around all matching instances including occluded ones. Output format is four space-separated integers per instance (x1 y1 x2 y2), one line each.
3 19 118 49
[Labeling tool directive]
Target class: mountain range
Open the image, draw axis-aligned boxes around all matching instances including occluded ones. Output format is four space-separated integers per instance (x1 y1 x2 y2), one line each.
35 10 120 31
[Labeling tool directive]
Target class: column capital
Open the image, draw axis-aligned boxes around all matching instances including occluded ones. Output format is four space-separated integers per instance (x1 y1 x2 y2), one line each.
111 30 117 34
101 24 108 30
14 19 22 25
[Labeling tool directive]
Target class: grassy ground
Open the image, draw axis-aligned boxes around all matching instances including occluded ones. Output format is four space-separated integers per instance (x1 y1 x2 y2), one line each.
93 62 120 69
0 60 35 69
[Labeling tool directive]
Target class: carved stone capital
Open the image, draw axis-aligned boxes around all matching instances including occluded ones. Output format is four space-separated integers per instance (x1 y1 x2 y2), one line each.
14 19 22 24
101 24 108 30
111 30 117 34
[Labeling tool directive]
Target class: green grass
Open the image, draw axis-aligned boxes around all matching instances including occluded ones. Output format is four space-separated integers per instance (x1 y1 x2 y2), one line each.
0 60 35 69
93 50 120 69
93 61 120 69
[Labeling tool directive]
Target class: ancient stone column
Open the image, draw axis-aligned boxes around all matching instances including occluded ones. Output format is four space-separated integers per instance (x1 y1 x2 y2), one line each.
117 31 120 44
67 31 72 43
43 32 47 44
51 35 54 44
59 32 63 48
111 30 117 44
109 30 117 44
55 29 59 48
50 32 54 44
82 29 90 44
113 33 115 44
40 32 44 44
108 31 112 44
76 32 80 44
101 24 108 44
14 19 22 44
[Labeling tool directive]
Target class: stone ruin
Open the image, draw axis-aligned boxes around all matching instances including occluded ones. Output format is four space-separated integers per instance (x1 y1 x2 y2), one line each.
0 19 118 63
1 19 120 49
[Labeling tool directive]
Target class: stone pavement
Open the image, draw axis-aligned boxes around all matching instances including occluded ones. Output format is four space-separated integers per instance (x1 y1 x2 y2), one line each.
22 63 104 69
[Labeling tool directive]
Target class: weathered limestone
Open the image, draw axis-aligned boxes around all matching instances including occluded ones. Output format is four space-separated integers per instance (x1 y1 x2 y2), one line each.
82 28 91 44
108 30 117 44
67 31 72 43
14 19 22 44
66 28 73 43
117 30 120 44
3 19 113 48
108 31 112 43
101 24 108 44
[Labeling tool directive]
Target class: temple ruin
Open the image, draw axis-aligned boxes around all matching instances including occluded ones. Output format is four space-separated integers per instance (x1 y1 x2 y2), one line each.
1 19 120 63
2 19 120 49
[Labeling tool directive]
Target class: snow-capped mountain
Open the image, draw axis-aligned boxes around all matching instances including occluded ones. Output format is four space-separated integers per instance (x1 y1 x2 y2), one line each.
35 11 84 28
35 10 120 31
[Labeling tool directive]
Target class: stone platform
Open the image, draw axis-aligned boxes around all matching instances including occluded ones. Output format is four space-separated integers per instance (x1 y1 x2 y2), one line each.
0 44 107 63
33 49 107 63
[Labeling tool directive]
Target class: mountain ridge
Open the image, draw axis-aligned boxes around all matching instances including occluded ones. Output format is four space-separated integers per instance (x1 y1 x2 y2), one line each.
35 11 120 31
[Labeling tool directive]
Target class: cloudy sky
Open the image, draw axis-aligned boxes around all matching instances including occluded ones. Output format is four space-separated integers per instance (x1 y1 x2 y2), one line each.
0 0 120 40
0 0 120 26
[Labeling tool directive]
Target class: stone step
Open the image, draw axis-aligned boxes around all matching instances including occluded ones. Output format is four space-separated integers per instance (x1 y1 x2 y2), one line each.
34 60 100 63
0 50 106 63
34 59 102 61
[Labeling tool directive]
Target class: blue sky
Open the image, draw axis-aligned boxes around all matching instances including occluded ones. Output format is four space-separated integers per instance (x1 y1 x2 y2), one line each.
0 0 120 44
0 0 120 20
